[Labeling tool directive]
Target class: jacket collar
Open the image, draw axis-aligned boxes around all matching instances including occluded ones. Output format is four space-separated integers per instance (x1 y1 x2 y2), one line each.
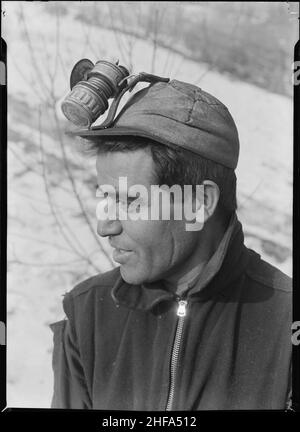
111 214 249 311
167 213 238 296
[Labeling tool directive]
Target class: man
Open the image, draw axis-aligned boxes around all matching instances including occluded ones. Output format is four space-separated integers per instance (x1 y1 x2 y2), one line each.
50 79 292 410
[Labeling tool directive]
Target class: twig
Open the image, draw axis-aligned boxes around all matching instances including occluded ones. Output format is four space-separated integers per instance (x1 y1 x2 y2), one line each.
193 5 245 86
9 188 78 213
150 7 159 74
50 99 114 267
9 258 84 267
38 107 102 272
107 4 128 65
8 144 74 196
80 17 100 60
238 181 263 211
8 232 77 255
10 56 47 104
118 4 136 70
18 4 53 101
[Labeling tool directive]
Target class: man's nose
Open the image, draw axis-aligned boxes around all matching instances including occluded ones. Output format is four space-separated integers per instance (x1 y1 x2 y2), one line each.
97 219 122 237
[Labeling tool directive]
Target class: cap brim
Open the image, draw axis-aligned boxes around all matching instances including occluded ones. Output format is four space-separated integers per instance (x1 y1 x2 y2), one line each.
65 125 177 149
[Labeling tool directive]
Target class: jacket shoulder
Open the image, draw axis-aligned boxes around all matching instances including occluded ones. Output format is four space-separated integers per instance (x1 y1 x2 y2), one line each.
66 267 121 300
246 250 292 294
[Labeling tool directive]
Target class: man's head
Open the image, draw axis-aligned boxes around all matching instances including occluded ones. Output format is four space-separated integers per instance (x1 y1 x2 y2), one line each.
73 79 239 285
91 137 237 285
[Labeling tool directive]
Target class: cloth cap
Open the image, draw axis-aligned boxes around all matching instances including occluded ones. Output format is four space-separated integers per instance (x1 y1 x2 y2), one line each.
71 79 240 169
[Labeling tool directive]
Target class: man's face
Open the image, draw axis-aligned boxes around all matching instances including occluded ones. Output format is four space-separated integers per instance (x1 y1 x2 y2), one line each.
96 148 200 285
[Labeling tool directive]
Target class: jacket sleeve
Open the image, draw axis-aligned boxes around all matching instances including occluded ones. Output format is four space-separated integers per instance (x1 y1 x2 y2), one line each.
50 317 92 409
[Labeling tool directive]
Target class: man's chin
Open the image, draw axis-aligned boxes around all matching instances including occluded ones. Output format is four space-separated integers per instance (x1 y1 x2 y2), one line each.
119 265 146 285
120 265 140 285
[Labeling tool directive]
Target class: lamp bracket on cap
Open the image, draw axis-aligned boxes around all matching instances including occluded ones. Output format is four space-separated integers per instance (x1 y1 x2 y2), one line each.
98 72 170 129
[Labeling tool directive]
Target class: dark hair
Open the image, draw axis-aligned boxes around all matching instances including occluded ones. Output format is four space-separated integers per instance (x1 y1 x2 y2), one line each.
82 136 237 221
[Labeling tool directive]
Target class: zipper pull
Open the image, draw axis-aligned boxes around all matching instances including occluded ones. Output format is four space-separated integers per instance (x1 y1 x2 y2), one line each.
177 300 187 317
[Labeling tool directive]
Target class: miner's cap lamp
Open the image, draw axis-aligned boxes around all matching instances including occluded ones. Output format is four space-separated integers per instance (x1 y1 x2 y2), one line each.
61 58 170 129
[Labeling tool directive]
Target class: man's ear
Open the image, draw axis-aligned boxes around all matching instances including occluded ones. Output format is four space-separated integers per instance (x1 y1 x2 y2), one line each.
201 180 220 222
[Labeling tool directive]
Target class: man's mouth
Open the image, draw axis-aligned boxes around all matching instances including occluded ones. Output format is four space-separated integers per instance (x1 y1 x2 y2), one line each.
112 247 134 264
115 247 132 254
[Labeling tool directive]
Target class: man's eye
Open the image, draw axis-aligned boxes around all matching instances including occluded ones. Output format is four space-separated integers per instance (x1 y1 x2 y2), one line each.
96 188 108 199
115 197 139 211
127 197 138 204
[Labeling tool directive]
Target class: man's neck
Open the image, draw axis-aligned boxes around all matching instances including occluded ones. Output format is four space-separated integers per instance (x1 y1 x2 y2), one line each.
162 215 231 294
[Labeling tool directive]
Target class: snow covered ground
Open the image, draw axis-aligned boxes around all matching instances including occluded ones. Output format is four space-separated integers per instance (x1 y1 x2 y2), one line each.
3 2 293 407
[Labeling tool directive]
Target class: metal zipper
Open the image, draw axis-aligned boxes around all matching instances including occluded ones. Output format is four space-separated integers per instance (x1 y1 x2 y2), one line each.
165 299 188 411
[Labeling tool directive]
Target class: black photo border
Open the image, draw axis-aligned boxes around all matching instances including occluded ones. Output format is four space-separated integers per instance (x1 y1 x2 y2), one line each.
0 1 299 428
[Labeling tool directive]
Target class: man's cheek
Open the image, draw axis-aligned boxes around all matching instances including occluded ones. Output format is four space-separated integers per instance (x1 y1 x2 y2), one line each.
129 222 166 245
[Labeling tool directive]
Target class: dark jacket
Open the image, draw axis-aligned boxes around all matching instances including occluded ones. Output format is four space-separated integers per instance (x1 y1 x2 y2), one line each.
50 218 292 410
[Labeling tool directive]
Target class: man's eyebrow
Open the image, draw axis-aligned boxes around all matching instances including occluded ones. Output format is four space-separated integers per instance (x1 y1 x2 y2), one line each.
96 186 139 200
95 185 120 198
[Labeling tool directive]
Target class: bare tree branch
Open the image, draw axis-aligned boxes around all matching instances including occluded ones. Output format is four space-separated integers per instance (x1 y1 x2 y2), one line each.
38 106 102 272
10 258 84 267
18 4 54 101
107 3 130 67
150 7 159 74
47 100 114 268
9 55 48 104
9 231 77 255
8 144 74 196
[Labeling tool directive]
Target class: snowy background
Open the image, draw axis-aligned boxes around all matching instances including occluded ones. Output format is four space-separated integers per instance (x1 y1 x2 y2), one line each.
2 1 297 407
